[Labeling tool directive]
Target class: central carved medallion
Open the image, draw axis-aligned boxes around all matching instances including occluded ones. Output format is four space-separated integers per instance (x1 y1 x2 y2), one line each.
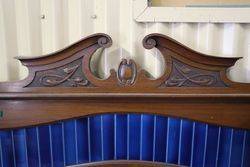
117 59 137 86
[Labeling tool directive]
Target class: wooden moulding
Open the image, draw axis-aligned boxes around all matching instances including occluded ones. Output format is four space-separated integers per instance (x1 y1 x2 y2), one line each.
0 33 250 130
70 160 180 167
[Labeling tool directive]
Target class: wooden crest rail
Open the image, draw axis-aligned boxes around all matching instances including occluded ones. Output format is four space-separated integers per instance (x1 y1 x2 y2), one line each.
0 33 250 130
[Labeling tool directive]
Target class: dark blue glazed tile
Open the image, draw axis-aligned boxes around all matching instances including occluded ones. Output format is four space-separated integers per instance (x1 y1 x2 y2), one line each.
192 123 207 167
26 127 39 167
89 116 102 161
76 118 89 163
115 114 127 159
154 116 168 162
141 114 154 161
167 118 180 164
179 120 193 166
204 125 220 167
51 123 64 167
128 114 141 160
102 114 114 160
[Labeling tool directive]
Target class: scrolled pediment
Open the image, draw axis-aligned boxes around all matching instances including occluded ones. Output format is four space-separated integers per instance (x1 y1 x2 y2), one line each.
0 33 250 130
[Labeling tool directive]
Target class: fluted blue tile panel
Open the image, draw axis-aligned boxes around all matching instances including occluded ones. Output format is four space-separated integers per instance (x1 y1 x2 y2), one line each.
115 114 127 159
0 114 249 167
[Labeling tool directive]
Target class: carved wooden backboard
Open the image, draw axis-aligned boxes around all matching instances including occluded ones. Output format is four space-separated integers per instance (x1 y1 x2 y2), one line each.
0 33 250 130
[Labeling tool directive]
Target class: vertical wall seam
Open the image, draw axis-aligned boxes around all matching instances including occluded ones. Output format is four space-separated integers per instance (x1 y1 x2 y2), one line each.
74 120 79 163
62 123 66 166
36 127 41 167
101 116 104 161
87 118 91 162
140 115 143 160
228 129 234 167
24 129 29 167
114 114 117 160
0 137 3 167
11 131 16 167
152 115 156 162
203 125 208 167
178 120 183 165
165 117 170 163
49 126 53 167
127 114 130 160
190 122 196 167
241 131 247 167
215 127 221 167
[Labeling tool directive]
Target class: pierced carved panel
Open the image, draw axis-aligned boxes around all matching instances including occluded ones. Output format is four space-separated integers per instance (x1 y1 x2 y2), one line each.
28 58 91 87
1 33 240 90
163 59 227 87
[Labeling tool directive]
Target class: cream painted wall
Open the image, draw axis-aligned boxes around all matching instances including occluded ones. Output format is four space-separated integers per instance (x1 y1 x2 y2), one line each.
152 0 250 6
0 0 250 83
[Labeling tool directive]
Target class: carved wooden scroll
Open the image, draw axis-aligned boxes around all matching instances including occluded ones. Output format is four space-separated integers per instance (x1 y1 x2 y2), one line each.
0 33 250 130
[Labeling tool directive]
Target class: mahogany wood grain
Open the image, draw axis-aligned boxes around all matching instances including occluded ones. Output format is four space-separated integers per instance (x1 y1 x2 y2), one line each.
0 33 250 130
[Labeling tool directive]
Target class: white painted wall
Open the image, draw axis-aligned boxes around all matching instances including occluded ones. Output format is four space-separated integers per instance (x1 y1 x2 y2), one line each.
0 0 250 82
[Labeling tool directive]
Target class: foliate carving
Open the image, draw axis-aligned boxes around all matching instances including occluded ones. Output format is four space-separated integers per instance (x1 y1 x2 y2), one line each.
39 65 88 87
28 59 90 87
164 59 226 87
118 59 137 86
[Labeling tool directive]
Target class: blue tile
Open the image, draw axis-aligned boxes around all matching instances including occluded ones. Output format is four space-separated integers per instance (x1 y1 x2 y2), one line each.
192 123 206 167
167 118 180 164
204 125 220 167
217 127 232 167
179 120 193 166
141 114 154 161
128 114 141 160
0 114 249 167
26 127 40 167
64 120 77 165
13 129 28 167
154 116 168 162
38 125 52 166
243 131 250 167
76 118 89 163
115 114 127 159
89 116 102 161
230 129 245 167
102 115 114 160
0 131 15 167
51 123 64 167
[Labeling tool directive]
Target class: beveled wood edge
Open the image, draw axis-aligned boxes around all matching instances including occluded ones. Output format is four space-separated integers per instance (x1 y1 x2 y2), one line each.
1 92 250 99
68 160 186 167
16 33 112 64
143 33 241 67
